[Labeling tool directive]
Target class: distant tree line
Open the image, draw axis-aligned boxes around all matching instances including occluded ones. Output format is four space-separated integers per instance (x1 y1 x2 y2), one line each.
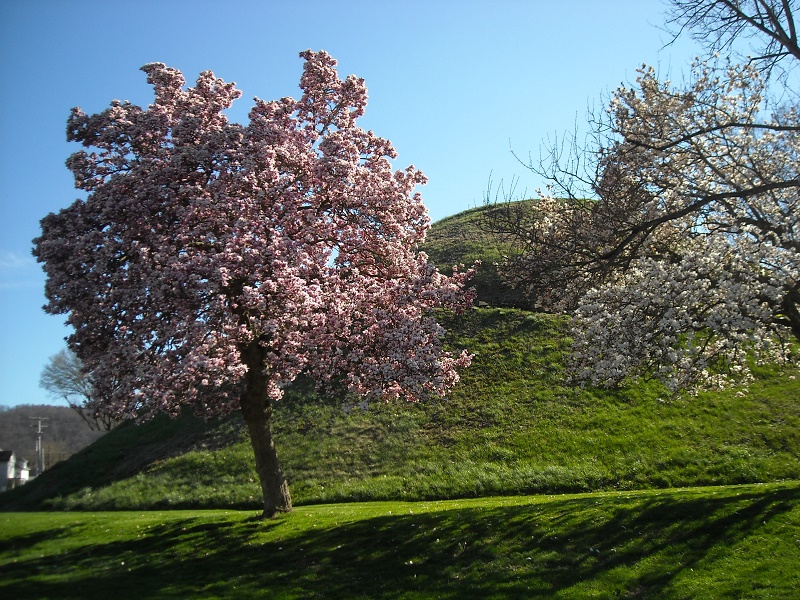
0 404 106 470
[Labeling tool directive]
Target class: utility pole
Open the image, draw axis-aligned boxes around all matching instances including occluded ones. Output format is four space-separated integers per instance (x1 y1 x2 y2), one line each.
30 417 48 476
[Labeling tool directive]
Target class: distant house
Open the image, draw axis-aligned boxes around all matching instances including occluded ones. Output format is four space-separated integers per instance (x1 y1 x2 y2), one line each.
0 450 30 492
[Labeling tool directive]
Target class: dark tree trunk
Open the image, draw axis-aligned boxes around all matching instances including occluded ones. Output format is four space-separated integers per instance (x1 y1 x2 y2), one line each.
239 343 292 518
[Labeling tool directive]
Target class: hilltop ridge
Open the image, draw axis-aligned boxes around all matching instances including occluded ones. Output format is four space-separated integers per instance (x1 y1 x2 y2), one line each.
421 203 535 309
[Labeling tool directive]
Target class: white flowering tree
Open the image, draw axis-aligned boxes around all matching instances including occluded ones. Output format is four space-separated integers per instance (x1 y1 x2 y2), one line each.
494 0 799 391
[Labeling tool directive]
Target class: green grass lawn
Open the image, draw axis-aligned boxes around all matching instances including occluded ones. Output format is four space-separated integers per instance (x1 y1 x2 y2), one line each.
2 482 799 599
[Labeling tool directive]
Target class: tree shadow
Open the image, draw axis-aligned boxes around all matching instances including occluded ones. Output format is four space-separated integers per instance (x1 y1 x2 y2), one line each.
0 523 79 555
1 485 798 599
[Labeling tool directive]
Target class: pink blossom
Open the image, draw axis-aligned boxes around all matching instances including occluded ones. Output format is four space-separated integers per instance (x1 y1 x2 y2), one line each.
33 51 475 516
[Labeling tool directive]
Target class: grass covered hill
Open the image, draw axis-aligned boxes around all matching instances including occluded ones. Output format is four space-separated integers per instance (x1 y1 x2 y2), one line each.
420 203 535 309
2 307 798 512
1 204 798 512
4 211 799 600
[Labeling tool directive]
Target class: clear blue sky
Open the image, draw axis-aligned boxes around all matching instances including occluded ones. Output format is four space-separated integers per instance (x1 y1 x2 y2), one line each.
0 0 699 408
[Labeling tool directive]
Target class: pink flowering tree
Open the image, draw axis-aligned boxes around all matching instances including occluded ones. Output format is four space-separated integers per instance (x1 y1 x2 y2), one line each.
33 51 474 517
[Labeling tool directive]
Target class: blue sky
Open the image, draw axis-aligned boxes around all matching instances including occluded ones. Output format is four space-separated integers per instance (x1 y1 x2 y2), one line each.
0 0 699 408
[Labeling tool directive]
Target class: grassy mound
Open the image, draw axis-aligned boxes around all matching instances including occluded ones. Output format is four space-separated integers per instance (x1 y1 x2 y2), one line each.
3 307 797 512
3 203 797 512
421 203 534 308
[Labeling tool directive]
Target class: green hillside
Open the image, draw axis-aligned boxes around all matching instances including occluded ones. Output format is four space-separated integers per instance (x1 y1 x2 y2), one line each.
3 307 798 512
420 203 534 309
2 205 798 512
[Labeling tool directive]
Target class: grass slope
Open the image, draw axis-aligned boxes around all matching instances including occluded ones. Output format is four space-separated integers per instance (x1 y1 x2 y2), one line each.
2 482 799 599
3 307 798 512
420 203 534 308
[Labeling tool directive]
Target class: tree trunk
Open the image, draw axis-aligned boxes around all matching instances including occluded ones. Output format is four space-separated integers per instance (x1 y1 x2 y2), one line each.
240 343 292 519
782 285 800 343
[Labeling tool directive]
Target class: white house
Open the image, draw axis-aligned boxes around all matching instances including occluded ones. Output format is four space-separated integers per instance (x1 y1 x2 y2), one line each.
0 450 30 492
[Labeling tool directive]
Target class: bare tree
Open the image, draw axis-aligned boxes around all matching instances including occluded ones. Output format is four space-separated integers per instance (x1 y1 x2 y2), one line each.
40 349 118 431
666 0 800 81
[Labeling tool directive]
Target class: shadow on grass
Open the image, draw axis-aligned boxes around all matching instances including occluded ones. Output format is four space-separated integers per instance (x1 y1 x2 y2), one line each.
2 485 798 599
